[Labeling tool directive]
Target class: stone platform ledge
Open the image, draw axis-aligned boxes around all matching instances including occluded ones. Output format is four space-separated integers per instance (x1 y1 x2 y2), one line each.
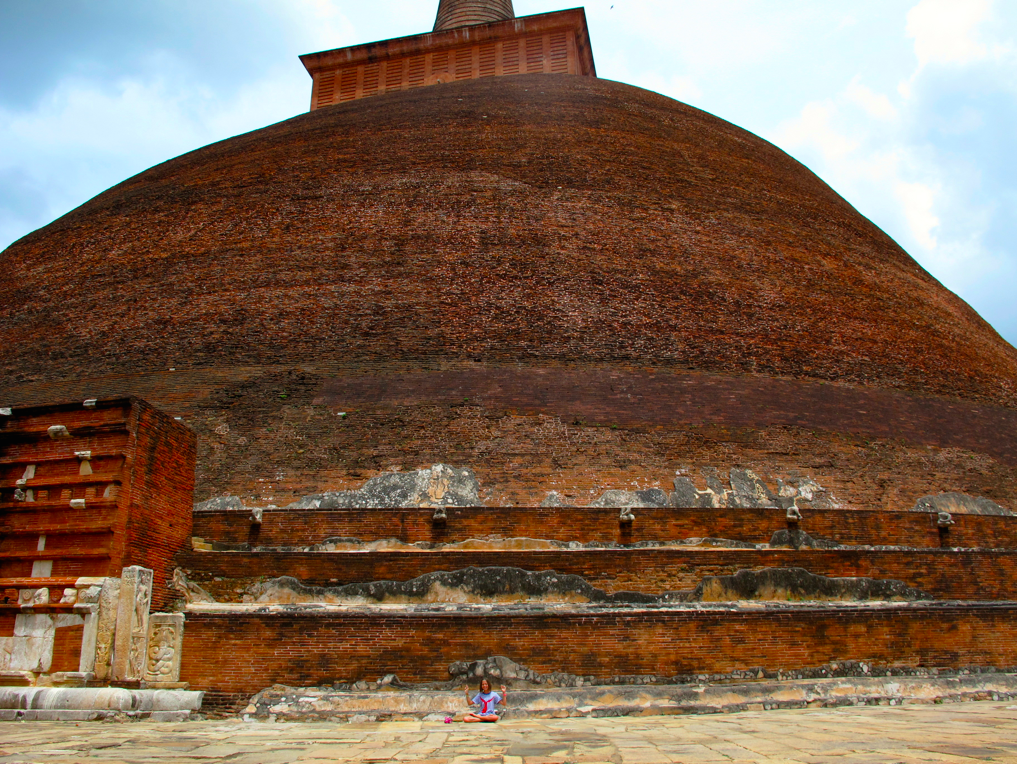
0 687 203 722
184 599 1017 615
245 673 1017 722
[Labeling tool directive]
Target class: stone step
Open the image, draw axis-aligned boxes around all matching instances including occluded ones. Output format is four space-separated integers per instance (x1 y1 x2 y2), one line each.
178 546 1017 601
243 672 1017 722
0 687 204 722
192 505 1017 550
178 600 1017 710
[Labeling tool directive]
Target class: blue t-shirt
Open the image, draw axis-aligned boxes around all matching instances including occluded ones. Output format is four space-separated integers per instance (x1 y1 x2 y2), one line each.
471 691 502 715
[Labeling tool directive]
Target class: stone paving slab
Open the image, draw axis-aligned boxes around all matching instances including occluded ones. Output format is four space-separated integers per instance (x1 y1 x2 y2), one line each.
0 701 1015 763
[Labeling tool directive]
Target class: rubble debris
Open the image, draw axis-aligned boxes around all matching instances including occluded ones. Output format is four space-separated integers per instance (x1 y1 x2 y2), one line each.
287 464 481 509
247 568 658 605
238 566 928 606
690 567 928 603
768 529 843 550
671 470 838 510
912 492 1013 517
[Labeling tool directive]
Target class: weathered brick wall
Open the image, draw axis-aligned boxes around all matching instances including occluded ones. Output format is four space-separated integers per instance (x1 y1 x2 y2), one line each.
3 75 1017 511
178 548 1017 601
192 507 1017 550
180 603 1017 708
0 398 195 608
1 401 131 580
125 399 197 609
5 76 1016 403
1 505 119 581
5 366 1017 512
49 623 84 673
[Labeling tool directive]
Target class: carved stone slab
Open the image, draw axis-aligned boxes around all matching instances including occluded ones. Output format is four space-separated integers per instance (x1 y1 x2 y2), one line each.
144 613 185 684
78 577 120 678
112 566 152 682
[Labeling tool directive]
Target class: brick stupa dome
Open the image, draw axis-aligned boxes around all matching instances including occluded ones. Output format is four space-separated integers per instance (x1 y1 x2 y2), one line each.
3 74 1017 508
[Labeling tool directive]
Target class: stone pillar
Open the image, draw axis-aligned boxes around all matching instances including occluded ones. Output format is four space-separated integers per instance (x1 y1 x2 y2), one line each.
78 577 121 678
144 613 185 685
112 566 153 682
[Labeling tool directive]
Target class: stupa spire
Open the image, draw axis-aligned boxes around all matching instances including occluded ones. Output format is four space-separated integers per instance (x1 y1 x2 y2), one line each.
433 0 515 32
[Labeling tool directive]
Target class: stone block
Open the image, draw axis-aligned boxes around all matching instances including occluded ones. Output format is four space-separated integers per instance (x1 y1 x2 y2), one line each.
193 495 244 512
112 567 152 682
82 577 120 678
31 561 53 578
286 464 481 509
54 614 84 629
10 633 54 673
75 451 92 476
0 637 13 671
729 469 779 509
145 613 185 684
671 476 700 508
14 614 54 639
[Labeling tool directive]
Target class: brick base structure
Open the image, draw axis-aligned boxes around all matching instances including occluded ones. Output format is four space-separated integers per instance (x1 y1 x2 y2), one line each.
181 602 1017 710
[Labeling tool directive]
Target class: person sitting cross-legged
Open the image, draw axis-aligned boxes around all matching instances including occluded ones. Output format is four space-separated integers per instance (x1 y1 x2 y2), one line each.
463 678 506 722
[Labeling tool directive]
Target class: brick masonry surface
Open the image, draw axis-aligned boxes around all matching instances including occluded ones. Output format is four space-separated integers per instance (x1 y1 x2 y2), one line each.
3 74 1017 510
5 76 1015 403
0 398 196 609
191 506 1017 549
179 603 1017 709
178 547 1017 601
6 364 1017 512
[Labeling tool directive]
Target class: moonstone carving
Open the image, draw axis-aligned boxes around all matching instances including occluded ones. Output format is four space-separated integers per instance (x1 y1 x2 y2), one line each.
112 567 152 682
144 613 185 684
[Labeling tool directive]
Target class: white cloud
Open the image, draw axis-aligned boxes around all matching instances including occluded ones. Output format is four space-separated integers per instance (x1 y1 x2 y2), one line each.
845 80 898 121
906 0 992 67
628 71 702 104
776 100 859 161
274 0 358 53
774 77 952 260
1 0 1015 346
0 57 310 248
770 6 1017 343
895 179 941 249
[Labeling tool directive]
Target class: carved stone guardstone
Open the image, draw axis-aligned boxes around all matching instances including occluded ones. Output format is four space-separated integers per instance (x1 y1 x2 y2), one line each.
112 566 153 682
144 613 185 686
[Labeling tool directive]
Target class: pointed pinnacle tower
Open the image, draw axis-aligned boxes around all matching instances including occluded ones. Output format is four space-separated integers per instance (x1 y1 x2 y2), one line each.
434 0 515 31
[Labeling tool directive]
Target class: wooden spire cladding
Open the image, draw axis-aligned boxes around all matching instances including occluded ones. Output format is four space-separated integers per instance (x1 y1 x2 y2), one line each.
434 0 515 31
300 7 595 110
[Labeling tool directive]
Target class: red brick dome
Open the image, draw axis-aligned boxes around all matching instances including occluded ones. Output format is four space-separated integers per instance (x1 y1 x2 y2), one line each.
3 74 1017 509
3 73 1014 405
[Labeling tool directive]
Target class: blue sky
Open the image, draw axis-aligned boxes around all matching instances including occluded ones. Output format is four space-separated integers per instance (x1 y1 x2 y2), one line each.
2 0 1015 346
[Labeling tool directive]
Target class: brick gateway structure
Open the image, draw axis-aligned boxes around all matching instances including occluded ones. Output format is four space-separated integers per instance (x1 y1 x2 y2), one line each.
3 1 1017 715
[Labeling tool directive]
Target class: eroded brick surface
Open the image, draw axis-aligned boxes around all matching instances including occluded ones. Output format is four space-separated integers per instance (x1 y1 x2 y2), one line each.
180 603 1017 708
2 75 1017 509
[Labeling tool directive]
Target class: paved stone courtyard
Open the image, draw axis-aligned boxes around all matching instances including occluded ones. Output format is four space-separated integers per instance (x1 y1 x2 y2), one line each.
1 701 1016 763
